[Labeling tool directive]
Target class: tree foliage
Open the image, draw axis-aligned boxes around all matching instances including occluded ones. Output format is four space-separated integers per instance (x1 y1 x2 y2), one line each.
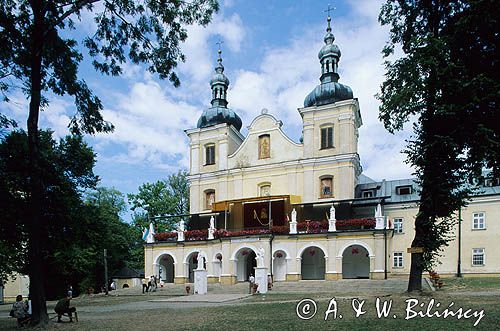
0 130 141 298
378 0 500 291
128 170 189 232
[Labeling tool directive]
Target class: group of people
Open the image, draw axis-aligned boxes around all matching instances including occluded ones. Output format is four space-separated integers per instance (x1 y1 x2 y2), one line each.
248 274 273 294
10 285 77 326
142 275 159 293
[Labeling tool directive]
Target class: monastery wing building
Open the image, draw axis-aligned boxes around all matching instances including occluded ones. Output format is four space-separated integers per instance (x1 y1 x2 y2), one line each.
144 16 500 285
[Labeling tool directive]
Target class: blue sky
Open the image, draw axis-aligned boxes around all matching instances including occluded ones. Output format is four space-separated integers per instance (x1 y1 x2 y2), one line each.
1 0 414 219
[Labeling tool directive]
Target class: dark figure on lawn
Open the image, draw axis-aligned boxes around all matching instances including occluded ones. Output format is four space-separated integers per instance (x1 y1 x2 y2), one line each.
11 295 31 326
54 295 77 323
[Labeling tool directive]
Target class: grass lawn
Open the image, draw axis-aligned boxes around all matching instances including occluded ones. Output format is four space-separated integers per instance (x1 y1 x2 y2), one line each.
1 281 499 330
443 277 500 291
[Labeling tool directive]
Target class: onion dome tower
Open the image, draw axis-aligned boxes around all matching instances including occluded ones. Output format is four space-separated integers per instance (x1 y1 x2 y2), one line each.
303 15 353 107
197 48 242 131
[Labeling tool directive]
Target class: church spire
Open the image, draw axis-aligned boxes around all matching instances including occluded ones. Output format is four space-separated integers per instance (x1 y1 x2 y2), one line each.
197 41 242 131
210 42 229 108
303 7 353 108
318 7 341 84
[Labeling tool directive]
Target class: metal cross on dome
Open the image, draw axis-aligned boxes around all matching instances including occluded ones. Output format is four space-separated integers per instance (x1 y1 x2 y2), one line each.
324 4 336 18
216 39 224 52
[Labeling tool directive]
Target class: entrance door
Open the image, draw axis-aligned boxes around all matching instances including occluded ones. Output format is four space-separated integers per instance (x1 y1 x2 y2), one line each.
159 254 175 283
342 245 370 279
236 249 257 281
301 247 325 280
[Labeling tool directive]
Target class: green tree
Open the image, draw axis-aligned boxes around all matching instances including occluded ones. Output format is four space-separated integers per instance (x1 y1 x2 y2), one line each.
0 129 97 292
0 131 142 298
378 0 500 291
80 187 141 293
128 170 189 232
0 0 218 324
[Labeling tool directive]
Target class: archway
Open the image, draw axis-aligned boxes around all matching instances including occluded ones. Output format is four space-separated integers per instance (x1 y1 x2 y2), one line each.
187 252 206 283
273 250 287 281
158 254 175 283
235 248 256 282
342 245 370 279
301 246 325 280
213 253 222 280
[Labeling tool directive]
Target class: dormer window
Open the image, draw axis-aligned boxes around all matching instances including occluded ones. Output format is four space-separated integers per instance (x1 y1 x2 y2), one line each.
205 144 215 165
320 126 334 149
362 190 374 198
396 185 412 195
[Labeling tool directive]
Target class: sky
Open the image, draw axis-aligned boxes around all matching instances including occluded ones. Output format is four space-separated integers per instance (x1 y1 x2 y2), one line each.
1 0 415 218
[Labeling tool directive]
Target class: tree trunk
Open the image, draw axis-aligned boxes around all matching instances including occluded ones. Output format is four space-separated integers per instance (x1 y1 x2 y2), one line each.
407 218 425 292
27 0 48 325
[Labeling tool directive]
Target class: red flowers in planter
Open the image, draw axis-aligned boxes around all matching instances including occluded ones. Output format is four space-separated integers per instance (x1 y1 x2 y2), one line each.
241 250 249 256
309 248 316 256
214 229 270 238
352 247 359 254
336 218 375 229
270 226 289 234
275 252 284 258
185 229 208 241
154 232 177 241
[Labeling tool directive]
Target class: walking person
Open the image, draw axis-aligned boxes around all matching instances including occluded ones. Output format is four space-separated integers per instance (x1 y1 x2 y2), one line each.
142 278 148 293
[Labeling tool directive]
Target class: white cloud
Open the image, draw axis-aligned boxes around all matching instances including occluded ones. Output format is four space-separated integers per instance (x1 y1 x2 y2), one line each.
36 0 414 185
228 0 414 181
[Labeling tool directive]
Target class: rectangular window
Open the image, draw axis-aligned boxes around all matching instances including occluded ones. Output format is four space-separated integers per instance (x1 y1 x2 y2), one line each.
472 212 485 230
393 252 403 268
205 145 215 165
396 185 412 195
320 127 334 149
393 218 403 234
472 248 485 266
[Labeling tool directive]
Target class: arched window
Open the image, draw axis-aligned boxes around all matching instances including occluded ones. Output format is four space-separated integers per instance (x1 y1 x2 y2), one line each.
320 176 333 198
259 183 271 197
205 190 215 210
258 134 270 159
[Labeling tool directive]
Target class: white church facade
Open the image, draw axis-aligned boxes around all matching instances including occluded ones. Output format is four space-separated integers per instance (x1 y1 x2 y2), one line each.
143 15 500 285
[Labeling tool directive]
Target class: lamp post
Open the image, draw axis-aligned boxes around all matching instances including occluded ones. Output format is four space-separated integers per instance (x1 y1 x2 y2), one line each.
457 208 462 278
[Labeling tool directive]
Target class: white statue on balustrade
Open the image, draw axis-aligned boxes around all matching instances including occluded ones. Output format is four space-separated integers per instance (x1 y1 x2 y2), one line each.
208 216 215 240
328 205 337 232
177 220 185 241
289 208 298 234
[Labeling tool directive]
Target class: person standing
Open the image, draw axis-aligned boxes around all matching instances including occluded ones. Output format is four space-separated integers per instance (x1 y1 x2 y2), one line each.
248 274 255 294
142 278 148 294
67 285 73 298
147 276 152 292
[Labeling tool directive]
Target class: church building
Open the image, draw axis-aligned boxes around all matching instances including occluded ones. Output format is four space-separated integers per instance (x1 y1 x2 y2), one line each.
144 15 500 285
